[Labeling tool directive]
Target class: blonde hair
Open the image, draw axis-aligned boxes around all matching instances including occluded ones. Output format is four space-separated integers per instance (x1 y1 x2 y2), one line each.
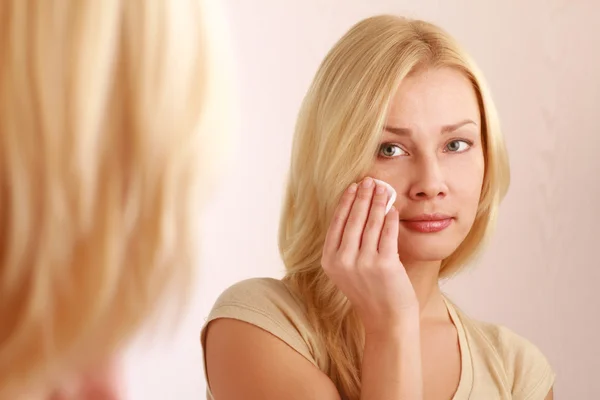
0 0 231 397
279 15 510 399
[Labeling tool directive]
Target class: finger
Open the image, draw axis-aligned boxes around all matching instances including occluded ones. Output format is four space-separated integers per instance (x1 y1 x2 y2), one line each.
323 182 358 254
378 206 399 255
340 177 375 252
360 182 389 251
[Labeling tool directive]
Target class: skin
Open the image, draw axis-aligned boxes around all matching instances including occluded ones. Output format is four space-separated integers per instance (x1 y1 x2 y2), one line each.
205 67 554 399
48 360 123 400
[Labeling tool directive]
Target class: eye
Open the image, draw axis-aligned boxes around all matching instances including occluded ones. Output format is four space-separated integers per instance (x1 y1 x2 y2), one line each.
378 143 407 158
445 139 472 153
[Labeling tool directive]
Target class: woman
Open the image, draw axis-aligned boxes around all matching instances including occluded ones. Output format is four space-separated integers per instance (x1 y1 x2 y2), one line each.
202 15 554 400
0 0 231 398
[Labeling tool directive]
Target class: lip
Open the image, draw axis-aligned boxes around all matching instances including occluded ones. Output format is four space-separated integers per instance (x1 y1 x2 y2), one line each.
400 214 454 233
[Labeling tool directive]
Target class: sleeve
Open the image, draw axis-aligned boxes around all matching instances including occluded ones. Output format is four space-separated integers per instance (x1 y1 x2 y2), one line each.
200 278 319 368
498 326 556 400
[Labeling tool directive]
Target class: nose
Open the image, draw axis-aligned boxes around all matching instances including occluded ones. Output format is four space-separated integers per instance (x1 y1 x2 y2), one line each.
408 156 448 201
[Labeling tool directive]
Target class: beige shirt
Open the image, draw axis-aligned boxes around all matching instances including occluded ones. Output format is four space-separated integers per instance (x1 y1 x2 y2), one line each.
201 278 555 400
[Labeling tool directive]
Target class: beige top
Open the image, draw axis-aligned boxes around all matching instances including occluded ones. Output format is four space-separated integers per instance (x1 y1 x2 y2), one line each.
201 278 555 400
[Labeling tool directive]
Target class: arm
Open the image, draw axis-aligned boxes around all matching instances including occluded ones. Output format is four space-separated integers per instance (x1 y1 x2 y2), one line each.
205 318 341 400
323 179 423 400
545 387 554 400
360 316 423 400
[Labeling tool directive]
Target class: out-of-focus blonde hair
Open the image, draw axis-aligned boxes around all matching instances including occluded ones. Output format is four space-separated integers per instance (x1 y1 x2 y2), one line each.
279 15 510 399
0 0 232 397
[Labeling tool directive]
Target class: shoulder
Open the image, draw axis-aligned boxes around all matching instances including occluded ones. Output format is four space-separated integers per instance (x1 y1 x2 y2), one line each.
201 278 338 399
466 317 555 398
209 277 300 310
201 277 323 368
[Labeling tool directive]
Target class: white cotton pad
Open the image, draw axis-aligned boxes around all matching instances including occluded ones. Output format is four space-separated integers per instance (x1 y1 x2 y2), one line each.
373 179 397 215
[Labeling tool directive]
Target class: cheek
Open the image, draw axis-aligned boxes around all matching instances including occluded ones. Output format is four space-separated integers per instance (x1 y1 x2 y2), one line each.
446 154 485 211
368 164 411 196
454 170 484 200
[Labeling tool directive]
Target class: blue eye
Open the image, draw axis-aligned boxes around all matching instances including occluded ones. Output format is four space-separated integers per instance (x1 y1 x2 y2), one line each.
445 140 471 153
379 144 407 158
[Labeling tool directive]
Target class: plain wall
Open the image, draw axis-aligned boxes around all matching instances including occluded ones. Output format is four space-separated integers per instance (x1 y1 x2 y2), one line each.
124 0 600 398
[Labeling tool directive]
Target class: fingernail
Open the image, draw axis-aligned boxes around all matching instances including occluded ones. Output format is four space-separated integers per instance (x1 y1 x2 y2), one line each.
375 184 385 194
362 177 373 188
347 183 358 193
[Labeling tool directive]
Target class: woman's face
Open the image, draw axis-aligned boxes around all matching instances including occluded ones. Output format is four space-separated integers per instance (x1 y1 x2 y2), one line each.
369 67 484 266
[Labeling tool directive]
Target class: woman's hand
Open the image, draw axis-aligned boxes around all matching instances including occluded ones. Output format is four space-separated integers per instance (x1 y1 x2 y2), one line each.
322 177 419 335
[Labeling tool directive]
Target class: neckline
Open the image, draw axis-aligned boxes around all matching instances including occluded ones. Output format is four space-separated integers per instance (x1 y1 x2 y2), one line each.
443 296 474 399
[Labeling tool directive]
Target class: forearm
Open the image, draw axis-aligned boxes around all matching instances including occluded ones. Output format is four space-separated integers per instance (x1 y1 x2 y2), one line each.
360 315 423 400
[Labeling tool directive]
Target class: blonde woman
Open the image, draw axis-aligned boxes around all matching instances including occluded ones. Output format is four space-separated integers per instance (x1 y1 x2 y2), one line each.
202 15 555 400
0 0 230 398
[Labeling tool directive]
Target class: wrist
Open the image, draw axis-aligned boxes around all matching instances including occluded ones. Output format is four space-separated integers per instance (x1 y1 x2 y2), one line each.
364 311 420 339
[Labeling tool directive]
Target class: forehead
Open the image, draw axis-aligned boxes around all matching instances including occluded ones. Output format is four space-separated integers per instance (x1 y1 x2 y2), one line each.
386 67 481 128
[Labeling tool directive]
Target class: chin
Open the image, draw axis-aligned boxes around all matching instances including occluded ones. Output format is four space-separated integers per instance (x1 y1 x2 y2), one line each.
397 231 463 265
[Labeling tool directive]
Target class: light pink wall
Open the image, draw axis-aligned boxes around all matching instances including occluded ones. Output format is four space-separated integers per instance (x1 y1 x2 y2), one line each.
124 0 599 398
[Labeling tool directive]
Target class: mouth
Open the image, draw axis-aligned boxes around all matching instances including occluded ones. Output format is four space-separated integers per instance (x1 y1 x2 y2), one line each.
400 214 454 233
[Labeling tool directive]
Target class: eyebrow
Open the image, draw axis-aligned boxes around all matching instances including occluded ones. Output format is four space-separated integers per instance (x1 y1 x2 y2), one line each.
384 119 478 136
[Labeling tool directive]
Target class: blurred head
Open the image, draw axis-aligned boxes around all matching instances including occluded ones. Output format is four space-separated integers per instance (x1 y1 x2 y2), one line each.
372 66 484 267
280 15 509 399
0 0 232 397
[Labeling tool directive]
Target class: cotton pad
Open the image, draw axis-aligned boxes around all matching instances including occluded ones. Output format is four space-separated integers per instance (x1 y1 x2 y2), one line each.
373 179 397 215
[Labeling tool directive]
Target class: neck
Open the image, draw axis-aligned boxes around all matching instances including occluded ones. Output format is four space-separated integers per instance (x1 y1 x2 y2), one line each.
403 260 447 321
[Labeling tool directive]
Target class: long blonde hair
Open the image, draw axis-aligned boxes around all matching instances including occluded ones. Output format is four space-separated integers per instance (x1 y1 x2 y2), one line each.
279 15 510 399
0 0 231 397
